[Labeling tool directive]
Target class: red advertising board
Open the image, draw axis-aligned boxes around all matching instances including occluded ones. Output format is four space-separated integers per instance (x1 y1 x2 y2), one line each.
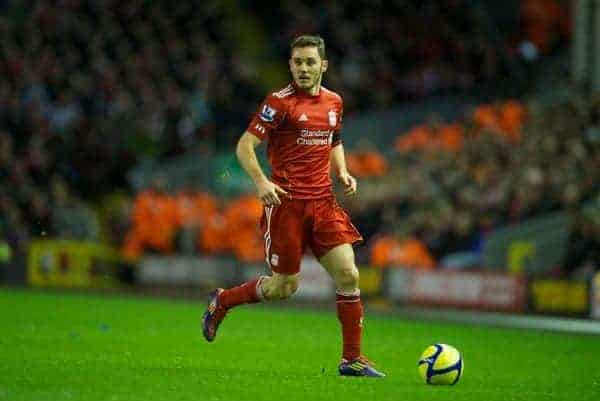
388 269 526 312
592 272 600 320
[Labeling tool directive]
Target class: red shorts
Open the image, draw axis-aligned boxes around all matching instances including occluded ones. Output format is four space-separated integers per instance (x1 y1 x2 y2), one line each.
260 196 363 275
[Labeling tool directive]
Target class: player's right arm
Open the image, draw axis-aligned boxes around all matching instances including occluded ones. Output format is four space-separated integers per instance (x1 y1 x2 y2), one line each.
237 92 290 206
236 132 287 206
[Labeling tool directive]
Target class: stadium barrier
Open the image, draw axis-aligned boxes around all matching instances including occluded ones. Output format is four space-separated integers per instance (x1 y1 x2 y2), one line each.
529 279 589 316
357 266 383 298
27 240 121 288
482 212 570 274
23 247 600 319
139 255 336 300
592 272 600 320
384 269 527 312
139 256 239 288
0 241 11 282
135 255 600 318
135 261 526 310
138 255 386 301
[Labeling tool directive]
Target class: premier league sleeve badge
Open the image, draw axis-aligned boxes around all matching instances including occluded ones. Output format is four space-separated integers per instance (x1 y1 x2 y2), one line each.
260 104 277 122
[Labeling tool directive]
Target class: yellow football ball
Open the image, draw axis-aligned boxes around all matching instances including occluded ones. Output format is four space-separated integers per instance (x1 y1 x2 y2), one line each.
418 344 463 385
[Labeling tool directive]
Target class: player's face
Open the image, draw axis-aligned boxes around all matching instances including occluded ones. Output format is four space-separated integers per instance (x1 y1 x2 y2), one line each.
289 46 328 91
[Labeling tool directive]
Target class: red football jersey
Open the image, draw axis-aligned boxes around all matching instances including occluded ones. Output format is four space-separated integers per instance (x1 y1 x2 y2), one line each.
247 83 344 199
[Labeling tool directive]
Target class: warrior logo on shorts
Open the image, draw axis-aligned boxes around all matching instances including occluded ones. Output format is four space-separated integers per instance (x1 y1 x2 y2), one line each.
328 110 337 127
260 104 277 122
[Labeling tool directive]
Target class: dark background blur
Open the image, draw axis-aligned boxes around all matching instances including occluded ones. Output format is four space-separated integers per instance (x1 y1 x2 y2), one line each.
1 0 598 316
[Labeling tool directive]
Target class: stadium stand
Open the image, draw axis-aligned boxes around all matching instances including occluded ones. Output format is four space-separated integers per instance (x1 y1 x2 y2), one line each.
362 94 599 273
0 0 595 280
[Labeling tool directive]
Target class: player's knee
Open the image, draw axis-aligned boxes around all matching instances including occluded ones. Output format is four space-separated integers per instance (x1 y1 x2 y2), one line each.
337 265 359 289
261 280 281 300
285 278 299 297
278 278 299 299
262 276 298 300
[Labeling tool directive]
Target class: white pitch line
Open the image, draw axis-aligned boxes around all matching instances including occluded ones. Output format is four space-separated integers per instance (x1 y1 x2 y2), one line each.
393 307 600 335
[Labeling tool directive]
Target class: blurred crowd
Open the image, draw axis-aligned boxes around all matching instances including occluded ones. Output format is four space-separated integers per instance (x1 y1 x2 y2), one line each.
118 94 599 279
0 0 261 254
121 175 265 264
352 95 600 276
250 0 570 110
1 0 593 277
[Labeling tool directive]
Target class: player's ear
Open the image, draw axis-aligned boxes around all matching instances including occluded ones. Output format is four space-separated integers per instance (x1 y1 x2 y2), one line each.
289 58 294 72
321 59 328 73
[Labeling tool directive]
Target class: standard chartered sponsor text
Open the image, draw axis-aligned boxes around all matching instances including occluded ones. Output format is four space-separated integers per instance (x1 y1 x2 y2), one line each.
297 129 333 145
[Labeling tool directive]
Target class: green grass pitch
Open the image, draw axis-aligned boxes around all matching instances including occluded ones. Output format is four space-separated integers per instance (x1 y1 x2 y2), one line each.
1 288 599 401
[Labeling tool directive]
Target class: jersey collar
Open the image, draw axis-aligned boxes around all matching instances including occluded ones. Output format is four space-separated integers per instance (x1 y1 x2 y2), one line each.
292 82 321 98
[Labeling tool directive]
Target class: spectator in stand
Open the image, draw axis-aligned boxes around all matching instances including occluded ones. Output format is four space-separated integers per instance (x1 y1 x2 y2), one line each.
0 0 581 268
198 209 229 256
222 194 264 264
123 175 177 260
0 193 30 255
370 229 436 270
436 123 465 153
50 176 100 240
395 124 434 153
472 101 526 143
519 0 571 55
254 0 531 106
194 193 265 263
395 118 466 154
346 151 389 179
174 185 218 254
362 96 599 269
174 186 218 230
369 206 436 270
564 209 600 279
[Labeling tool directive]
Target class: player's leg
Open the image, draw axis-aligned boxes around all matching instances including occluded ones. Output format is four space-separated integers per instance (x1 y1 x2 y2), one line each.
319 244 363 360
215 271 300 310
312 198 384 377
258 271 300 300
319 244 384 377
203 200 305 342
202 271 300 342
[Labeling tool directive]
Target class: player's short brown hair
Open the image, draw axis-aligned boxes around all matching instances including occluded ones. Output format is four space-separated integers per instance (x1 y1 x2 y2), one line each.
290 35 326 59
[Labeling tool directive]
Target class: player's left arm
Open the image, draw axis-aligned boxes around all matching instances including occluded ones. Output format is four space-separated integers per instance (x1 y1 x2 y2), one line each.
330 100 356 196
331 143 357 196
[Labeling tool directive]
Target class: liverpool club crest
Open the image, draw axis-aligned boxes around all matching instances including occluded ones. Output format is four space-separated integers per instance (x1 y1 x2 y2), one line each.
328 110 337 127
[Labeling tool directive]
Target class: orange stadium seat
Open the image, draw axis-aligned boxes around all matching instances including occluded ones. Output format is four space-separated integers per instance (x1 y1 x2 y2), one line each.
370 235 435 270
499 100 526 143
198 195 264 261
361 151 388 177
346 153 365 177
198 213 229 254
175 190 218 228
472 104 503 134
371 236 399 268
395 124 434 153
224 196 264 262
347 151 389 178
123 190 178 260
520 0 569 53
436 123 465 152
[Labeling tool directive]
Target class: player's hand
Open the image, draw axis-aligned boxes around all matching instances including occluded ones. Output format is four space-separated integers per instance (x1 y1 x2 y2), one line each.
339 172 357 196
256 179 288 207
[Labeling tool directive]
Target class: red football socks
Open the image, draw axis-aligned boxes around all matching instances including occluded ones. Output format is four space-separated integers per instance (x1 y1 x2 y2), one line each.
218 278 262 309
336 290 363 361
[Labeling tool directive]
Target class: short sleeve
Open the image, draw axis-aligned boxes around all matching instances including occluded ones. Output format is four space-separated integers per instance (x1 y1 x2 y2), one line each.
246 94 286 140
331 100 343 147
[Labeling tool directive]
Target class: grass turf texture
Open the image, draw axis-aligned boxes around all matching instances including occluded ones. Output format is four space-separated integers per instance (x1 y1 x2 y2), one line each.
1 288 599 401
